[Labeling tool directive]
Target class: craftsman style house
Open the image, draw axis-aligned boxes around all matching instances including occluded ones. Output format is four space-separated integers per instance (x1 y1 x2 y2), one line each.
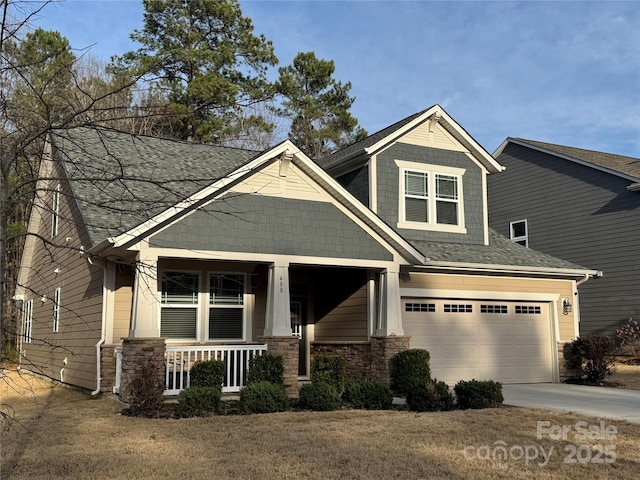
15 106 598 398
488 138 639 338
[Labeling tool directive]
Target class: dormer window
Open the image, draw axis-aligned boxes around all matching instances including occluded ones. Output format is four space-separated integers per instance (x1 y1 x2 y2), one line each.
510 219 528 247
396 160 466 233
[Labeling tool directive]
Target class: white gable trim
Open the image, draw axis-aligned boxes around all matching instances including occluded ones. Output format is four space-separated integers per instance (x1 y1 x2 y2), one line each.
365 105 504 173
105 141 426 265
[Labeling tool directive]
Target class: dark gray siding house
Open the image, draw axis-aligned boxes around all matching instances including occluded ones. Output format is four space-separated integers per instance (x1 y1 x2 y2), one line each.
488 138 640 338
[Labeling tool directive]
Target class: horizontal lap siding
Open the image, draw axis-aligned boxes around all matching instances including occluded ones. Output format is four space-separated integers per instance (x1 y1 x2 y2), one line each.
113 267 134 342
23 173 103 390
489 144 640 337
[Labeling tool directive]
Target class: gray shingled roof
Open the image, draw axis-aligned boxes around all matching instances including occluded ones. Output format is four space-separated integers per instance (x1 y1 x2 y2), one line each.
319 108 431 168
513 138 640 180
52 128 258 245
410 229 591 271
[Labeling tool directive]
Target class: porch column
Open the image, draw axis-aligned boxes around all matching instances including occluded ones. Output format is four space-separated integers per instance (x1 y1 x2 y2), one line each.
376 267 404 336
264 261 292 336
130 251 160 338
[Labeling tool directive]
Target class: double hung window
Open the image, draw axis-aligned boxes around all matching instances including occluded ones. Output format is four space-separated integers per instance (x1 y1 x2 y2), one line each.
160 271 199 339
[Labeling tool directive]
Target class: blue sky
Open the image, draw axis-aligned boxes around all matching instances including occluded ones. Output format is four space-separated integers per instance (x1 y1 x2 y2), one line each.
31 0 640 157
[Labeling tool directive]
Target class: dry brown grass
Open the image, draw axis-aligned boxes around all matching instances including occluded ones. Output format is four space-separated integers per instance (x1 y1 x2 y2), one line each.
1 367 639 480
609 360 640 390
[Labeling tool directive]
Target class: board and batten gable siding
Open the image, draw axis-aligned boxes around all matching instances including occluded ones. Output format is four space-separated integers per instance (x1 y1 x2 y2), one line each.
375 143 486 244
401 272 577 341
488 143 640 337
22 173 103 390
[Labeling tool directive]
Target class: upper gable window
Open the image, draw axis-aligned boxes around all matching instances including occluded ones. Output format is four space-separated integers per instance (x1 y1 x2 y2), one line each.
396 160 466 233
510 219 528 247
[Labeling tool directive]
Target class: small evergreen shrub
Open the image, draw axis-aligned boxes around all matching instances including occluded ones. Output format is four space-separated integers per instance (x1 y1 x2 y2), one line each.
454 380 504 409
175 386 221 417
390 349 431 395
240 381 288 414
247 354 284 385
566 335 616 384
311 355 346 395
406 379 455 412
299 382 341 411
342 379 393 410
189 360 225 389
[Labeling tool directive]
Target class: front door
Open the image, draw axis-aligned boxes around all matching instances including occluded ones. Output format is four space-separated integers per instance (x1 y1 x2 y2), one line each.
291 298 307 376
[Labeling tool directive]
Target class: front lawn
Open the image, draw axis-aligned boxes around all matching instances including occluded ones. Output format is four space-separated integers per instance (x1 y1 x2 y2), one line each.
1 367 639 480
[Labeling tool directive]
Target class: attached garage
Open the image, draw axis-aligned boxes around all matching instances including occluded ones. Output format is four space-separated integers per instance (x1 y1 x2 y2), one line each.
403 299 554 385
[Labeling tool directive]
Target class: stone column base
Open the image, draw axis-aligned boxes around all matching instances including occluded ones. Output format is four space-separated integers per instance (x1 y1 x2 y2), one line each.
100 344 119 393
119 338 166 403
260 336 299 395
558 341 580 382
370 336 410 385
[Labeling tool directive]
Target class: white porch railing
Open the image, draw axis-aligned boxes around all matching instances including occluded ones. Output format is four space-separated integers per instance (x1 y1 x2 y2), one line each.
164 344 268 395
114 347 122 394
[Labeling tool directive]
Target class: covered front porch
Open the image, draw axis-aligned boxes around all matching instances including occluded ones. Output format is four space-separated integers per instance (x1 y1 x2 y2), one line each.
111 257 409 399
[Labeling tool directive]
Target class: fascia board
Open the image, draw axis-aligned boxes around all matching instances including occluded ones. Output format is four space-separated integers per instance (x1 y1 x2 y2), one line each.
109 141 301 248
412 261 600 279
500 138 640 183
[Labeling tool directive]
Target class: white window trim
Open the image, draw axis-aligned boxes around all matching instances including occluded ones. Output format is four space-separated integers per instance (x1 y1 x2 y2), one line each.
395 160 466 233
159 270 249 343
23 299 33 343
206 272 248 342
53 287 61 332
51 183 60 237
510 219 528 247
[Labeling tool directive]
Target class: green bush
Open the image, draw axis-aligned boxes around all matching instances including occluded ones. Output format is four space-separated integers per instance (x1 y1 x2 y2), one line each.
342 379 393 410
189 360 225 389
406 379 454 412
175 386 221 418
566 335 616 384
311 355 346 395
299 382 341 411
390 349 431 395
454 380 504 409
240 381 289 414
247 354 284 385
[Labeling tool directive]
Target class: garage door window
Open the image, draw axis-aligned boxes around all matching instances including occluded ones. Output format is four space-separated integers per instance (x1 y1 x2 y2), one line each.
444 304 473 313
515 305 541 314
405 303 435 312
480 304 508 314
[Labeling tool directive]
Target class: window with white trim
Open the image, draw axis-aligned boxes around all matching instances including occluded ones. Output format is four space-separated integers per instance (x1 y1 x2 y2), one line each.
51 183 60 237
160 271 199 339
53 287 61 332
397 160 466 233
23 299 33 343
510 219 528 247
209 273 245 340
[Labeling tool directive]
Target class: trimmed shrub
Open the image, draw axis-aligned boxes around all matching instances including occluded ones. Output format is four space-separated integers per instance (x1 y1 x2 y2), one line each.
240 381 288 414
299 382 341 411
247 354 284 386
566 335 616 384
454 380 504 409
407 379 455 412
390 349 431 395
311 355 346 395
189 360 225 389
175 386 221 418
342 379 393 410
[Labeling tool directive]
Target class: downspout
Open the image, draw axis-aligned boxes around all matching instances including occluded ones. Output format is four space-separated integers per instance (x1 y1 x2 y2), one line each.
91 259 108 396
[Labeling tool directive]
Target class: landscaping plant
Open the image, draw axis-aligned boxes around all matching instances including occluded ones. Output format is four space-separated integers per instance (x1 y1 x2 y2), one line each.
247 354 284 385
298 382 341 411
175 386 221 417
566 335 616 384
406 379 455 412
390 349 431 395
189 360 225 389
342 379 393 410
311 354 346 395
240 381 289 414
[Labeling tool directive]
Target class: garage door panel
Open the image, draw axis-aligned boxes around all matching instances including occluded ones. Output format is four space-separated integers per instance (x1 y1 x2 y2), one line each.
403 299 553 384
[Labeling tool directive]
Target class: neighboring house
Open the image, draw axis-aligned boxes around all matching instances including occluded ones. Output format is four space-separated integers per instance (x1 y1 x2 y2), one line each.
14 106 598 399
488 138 640 338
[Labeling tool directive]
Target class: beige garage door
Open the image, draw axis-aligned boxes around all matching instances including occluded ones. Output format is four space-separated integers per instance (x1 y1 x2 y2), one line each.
403 299 553 385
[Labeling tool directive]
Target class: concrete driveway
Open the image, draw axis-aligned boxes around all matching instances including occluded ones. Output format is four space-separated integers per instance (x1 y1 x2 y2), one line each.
502 383 640 424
